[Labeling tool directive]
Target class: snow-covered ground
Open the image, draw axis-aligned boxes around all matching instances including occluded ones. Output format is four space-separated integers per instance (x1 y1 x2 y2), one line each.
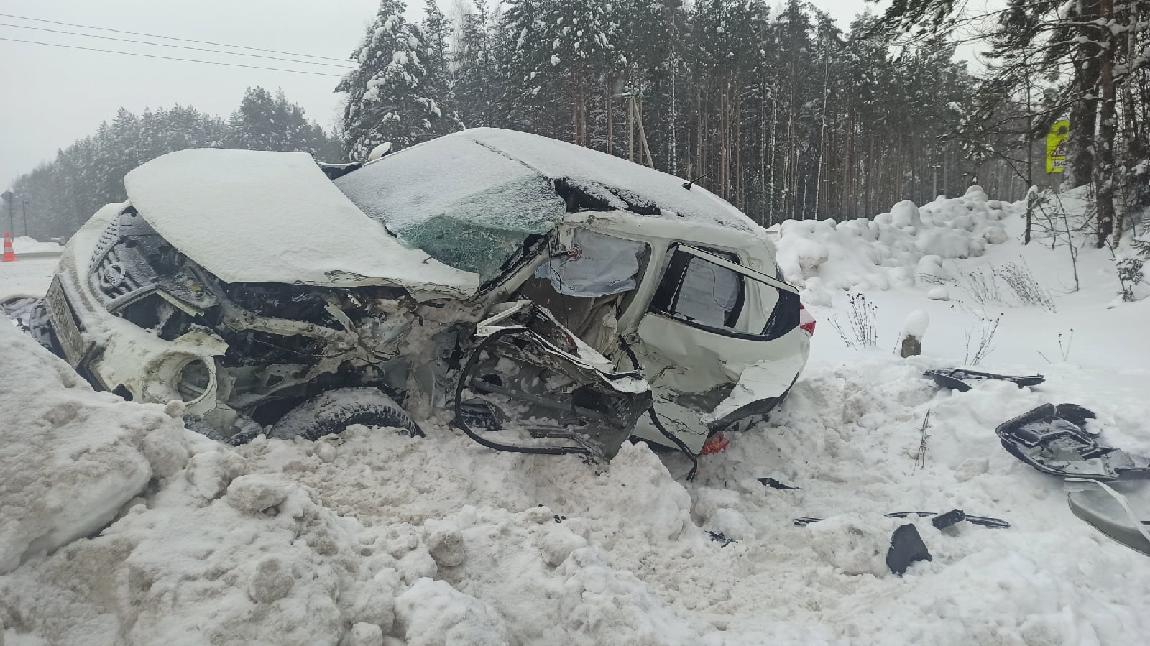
0 255 57 299
2 188 1148 645
10 236 63 255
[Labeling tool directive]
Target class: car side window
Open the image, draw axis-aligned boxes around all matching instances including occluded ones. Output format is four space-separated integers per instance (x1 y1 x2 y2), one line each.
650 247 745 329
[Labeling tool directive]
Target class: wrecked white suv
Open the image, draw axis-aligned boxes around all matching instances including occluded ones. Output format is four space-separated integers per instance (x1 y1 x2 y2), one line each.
5 128 812 464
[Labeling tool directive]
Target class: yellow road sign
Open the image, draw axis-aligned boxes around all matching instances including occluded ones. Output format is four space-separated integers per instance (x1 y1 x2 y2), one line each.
1046 120 1069 174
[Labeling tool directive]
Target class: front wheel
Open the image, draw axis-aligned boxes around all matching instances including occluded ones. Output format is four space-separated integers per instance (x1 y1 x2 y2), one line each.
269 388 422 441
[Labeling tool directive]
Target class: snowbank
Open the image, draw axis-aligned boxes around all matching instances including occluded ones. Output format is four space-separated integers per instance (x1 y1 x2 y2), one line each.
3 309 1150 644
776 187 1014 303
11 236 63 254
0 320 191 575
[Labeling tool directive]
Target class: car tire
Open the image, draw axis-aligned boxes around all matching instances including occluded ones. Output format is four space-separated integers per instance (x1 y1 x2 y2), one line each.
269 387 422 441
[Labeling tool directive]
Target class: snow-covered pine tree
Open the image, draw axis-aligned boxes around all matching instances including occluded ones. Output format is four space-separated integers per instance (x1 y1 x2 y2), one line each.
494 0 557 135
545 0 615 145
338 0 439 159
455 0 497 129
229 87 343 159
421 0 462 135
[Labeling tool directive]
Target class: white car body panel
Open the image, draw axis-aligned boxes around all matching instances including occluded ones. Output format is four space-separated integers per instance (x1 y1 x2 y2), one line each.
125 149 479 297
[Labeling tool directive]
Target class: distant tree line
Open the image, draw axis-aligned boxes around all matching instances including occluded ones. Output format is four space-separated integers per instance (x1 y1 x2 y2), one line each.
876 0 1150 246
340 0 1028 227
10 87 342 239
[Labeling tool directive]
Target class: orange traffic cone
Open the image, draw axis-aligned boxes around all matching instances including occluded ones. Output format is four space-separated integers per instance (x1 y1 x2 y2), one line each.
1 232 15 262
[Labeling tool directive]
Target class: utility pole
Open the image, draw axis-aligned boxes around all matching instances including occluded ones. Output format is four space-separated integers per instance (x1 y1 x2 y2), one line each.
21 197 29 238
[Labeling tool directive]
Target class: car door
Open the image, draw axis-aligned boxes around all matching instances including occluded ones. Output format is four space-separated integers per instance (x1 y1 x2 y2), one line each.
626 244 808 453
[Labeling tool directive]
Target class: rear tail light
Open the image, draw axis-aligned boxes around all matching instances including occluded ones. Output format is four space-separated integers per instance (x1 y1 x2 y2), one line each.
799 303 816 335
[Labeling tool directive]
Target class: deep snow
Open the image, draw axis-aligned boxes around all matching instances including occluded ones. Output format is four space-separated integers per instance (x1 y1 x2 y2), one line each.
2 186 1149 645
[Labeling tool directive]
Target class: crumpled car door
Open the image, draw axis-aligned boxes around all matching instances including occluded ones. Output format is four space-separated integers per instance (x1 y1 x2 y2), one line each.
453 300 652 460
626 245 808 453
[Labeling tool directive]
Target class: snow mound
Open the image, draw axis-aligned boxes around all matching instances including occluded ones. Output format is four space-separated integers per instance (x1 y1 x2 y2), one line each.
11 236 63 254
776 188 1014 300
0 319 191 575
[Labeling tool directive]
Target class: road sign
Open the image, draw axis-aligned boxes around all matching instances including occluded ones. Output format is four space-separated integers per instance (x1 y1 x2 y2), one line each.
1046 120 1070 174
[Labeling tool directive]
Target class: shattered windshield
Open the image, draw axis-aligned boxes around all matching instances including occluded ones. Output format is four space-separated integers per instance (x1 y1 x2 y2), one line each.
335 137 568 281
390 175 564 280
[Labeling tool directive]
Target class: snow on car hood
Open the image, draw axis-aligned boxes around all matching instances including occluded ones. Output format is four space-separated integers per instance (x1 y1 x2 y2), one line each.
335 128 764 279
123 149 479 296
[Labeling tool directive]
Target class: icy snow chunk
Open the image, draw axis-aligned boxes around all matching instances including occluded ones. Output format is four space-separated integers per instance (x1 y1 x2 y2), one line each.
424 520 466 568
890 200 921 227
0 321 190 575
903 310 930 339
982 224 1009 244
917 228 977 258
805 513 891 577
965 184 989 202
342 623 384 646
226 474 292 515
396 578 511 646
927 286 950 300
247 555 295 603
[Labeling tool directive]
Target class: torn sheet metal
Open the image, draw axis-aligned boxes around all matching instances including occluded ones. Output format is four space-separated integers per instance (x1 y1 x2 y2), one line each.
454 301 651 460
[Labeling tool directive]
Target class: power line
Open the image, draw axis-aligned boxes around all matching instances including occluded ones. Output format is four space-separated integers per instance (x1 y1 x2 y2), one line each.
0 11 352 64
0 21 355 68
0 36 347 77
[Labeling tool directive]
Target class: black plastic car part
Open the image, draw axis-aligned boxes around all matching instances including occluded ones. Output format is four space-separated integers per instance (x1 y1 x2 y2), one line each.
995 403 1150 481
925 368 1045 392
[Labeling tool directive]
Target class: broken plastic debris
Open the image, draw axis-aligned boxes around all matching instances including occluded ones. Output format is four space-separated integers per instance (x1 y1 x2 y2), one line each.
758 477 799 490
886 524 932 575
925 368 1045 392
794 511 1009 529
995 403 1150 481
1067 481 1150 557
930 509 966 530
706 530 737 547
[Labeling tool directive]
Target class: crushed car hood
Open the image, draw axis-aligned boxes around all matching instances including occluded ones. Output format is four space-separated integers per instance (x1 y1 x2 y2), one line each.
124 149 480 297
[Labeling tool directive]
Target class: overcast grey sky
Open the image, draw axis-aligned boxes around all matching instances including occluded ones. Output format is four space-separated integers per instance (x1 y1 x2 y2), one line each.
0 0 874 187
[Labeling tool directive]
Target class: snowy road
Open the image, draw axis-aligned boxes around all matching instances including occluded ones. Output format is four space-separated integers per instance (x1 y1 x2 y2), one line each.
0 255 58 299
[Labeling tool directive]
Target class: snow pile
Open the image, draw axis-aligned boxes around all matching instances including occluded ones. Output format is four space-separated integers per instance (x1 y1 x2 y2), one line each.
776 186 1014 302
0 321 191 576
11 236 63 254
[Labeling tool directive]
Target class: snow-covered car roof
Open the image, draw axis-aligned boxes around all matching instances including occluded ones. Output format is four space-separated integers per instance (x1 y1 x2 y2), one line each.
123 149 479 297
335 128 766 279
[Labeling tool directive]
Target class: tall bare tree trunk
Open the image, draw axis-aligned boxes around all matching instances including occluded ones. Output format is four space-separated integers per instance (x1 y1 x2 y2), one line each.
1069 0 1101 188
1095 0 1117 246
605 76 614 155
